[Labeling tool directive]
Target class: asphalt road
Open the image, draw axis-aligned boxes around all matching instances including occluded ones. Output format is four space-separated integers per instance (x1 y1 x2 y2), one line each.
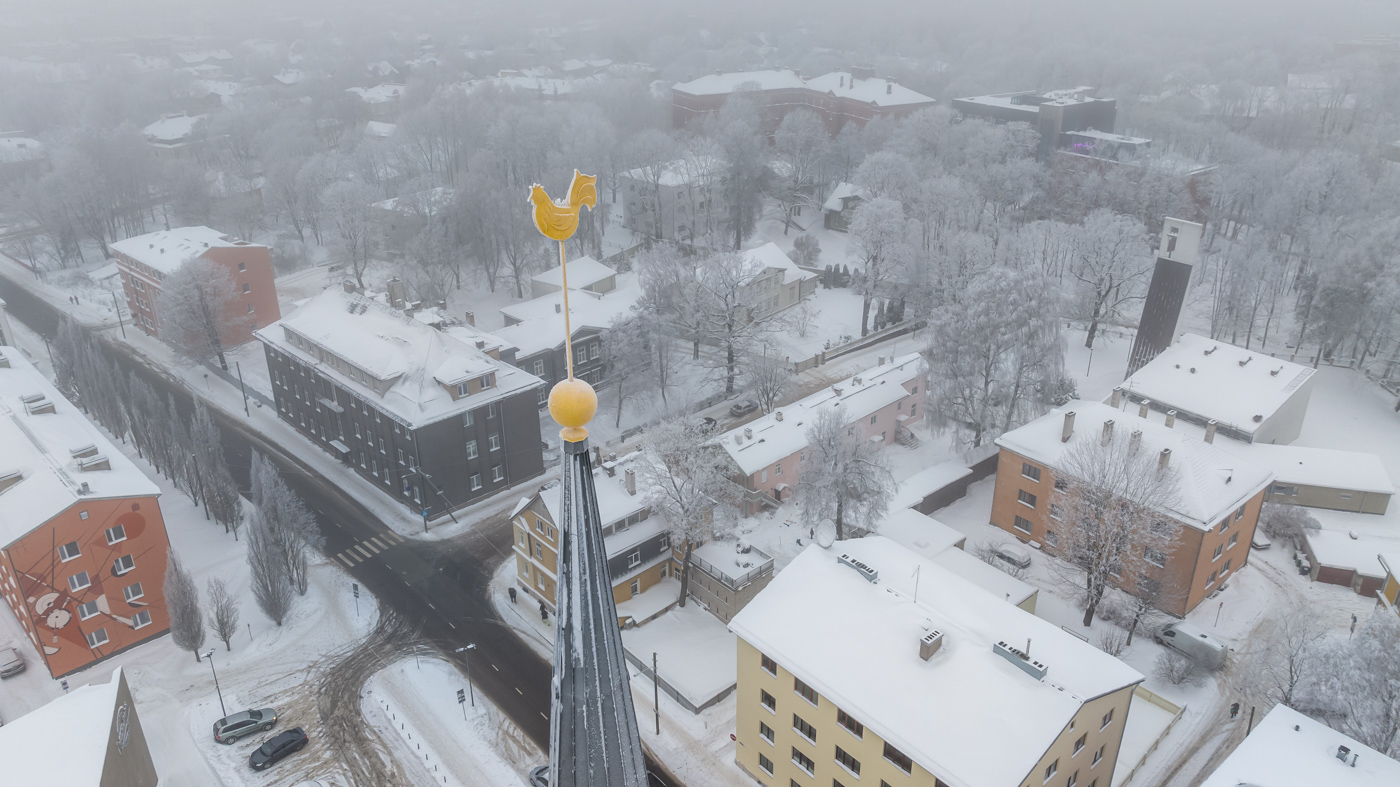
0 275 675 786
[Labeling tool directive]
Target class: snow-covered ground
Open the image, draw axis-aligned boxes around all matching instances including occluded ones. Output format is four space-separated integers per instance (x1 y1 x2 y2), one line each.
622 603 736 709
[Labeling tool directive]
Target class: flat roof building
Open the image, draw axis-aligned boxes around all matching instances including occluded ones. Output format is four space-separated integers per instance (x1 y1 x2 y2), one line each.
673 68 935 135
1200 704 1400 787
952 87 1121 162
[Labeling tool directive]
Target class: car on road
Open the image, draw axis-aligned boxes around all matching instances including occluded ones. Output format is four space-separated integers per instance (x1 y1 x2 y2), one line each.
529 765 549 786
214 707 279 744
695 416 718 434
1154 621 1228 669
728 399 758 417
249 727 308 771
0 647 24 678
995 544 1031 569
1251 530 1272 550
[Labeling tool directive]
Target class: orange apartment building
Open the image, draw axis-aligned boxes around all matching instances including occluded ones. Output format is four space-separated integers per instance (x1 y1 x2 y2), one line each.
991 401 1272 616
111 226 280 348
0 349 172 678
721 353 925 516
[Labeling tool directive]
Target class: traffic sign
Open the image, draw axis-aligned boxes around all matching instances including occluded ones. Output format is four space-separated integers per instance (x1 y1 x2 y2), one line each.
457 689 466 704
352 583 359 598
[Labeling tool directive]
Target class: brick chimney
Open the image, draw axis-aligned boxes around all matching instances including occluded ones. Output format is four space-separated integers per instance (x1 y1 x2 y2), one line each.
1138 400 1152 419
625 468 636 496
1129 430 1142 454
1102 419 1115 444
1061 411 1075 443
1205 420 1217 444
1165 410 1177 429
1159 448 1172 473
1110 387 1124 408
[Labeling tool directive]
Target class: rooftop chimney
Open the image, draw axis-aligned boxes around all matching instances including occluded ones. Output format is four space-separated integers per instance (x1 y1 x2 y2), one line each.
624 468 636 496
1205 420 1217 444
1061 411 1076 442
886 82 892 94
342 279 356 293
919 630 944 660
744 427 753 439
1102 419 1115 444
1159 447 1171 473
775 411 783 421
555 303 562 313
464 309 475 326
1129 429 1142 453
1110 387 1124 408
78 481 91 495
1165 410 1177 429
1138 400 1151 419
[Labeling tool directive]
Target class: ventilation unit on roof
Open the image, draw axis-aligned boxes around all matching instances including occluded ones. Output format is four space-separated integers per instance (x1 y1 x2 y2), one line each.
836 553 878 583
993 640 1048 680
24 398 55 415
0 352 9 368
0 471 23 494
19 392 44 404
69 444 99 459
78 481 91 495
919 630 944 660
77 455 110 472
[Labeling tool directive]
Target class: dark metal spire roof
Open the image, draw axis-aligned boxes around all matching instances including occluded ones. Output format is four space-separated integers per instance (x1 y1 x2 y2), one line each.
548 437 648 787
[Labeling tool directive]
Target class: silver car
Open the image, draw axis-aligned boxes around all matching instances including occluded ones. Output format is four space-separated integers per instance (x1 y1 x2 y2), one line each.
213 707 279 744
0 647 24 678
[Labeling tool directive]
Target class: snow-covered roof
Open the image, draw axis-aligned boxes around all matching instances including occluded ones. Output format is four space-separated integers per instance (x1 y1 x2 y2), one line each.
273 69 306 85
933 548 1038 608
1380 552 1400 579
191 80 245 102
0 135 43 163
530 256 614 291
1220 443 1393 496
996 401 1274 532
1200 704 1400 787
822 181 867 212
672 69 807 95
891 461 975 511
720 353 924 476
744 241 817 285
368 60 399 77
878 508 966 554
495 273 642 356
803 72 936 108
0 351 159 547
364 121 396 140
372 186 455 213
730 538 1143 787
1063 128 1151 145
255 288 543 429
110 226 258 276
0 668 129 784
1304 529 1388 578
140 113 204 143
537 454 662 557
347 84 404 104
177 49 233 64
620 156 722 187
1120 333 1315 438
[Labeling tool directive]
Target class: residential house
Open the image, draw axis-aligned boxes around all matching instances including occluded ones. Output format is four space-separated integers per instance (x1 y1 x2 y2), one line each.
140 113 205 159
111 226 279 347
346 84 405 120
1200 704 1400 787
0 350 173 679
730 243 820 322
875 506 1039 613
821 182 866 232
0 133 45 183
528 256 616 296
721 353 925 516
371 187 454 257
618 156 727 243
255 287 546 517
730 537 1143 787
1242 445 1393 514
672 67 936 134
992 401 1272 616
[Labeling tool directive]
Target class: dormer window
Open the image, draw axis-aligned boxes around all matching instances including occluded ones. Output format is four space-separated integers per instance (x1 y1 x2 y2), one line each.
456 382 469 397
479 374 493 390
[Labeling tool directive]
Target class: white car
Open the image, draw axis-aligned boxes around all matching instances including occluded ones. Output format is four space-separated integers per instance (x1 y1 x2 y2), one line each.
995 544 1031 569
0 647 24 678
1155 622 1228 669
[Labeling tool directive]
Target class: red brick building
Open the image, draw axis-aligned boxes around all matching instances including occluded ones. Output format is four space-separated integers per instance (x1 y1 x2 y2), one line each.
0 349 172 678
672 68 936 135
112 226 280 348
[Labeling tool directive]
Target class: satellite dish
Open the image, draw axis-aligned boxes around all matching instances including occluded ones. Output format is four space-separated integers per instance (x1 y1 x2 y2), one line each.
816 519 837 548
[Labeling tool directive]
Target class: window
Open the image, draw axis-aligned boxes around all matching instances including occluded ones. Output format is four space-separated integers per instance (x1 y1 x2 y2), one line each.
79 510 89 520
78 600 100 620
456 382 470 397
247 304 255 313
1050 504 1064 520
883 743 912 774
1014 515 1033 533
758 754 774 775
68 572 91 593
1073 733 1087 755
835 746 861 776
1055 478 1069 491
1066 772 1078 787
760 689 776 712
794 677 818 705
761 653 778 676
86 628 109 648
1018 489 1037 508
238 262 246 272
775 462 782 476
590 343 600 360
533 359 545 376
242 283 251 293
793 714 816 743
466 440 478 460
1144 547 1167 567
379 438 386 454
538 388 548 405
123 583 144 602
489 433 501 451
1228 532 1238 548
1234 504 1245 522
58 541 81 561
627 551 641 568
1092 745 1104 766
1022 462 1042 481
1206 570 1218 587
760 721 774 743
492 465 504 482
1045 530 1059 547
630 579 640 595
792 748 815 776
1222 558 1232 574
398 449 405 465
113 555 135 575
470 474 482 491
463 410 475 427
837 708 863 738
1212 544 1223 561
870 414 877 425
1101 709 1114 730
133 610 152 629
105 525 127 545
1044 759 1059 782
575 348 586 365
488 403 498 419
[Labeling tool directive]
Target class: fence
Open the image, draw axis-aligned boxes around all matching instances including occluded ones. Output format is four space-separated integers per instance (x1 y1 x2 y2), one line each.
203 361 275 409
622 646 736 715
1115 686 1186 787
793 318 927 372
689 551 774 592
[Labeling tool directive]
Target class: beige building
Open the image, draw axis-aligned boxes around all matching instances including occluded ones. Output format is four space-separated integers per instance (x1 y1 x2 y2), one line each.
730 537 1143 787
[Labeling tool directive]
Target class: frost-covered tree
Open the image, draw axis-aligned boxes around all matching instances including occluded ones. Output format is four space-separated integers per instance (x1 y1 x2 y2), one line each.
1259 614 1328 707
742 350 793 414
695 251 786 395
164 549 206 661
322 180 378 289
1328 613 1400 756
249 451 322 596
246 507 293 626
157 256 247 370
770 110 829 234
1258 502 1320 549
1069 209 1153 349
796 406 895 541
847 197 909 337
640 419 739 608
206 577 241 652
603 313 652 428
1051 427 1180 627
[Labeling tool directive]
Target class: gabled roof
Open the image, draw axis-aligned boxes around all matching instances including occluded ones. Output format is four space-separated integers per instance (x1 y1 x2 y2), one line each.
347 84 404 104
110 226 256 276
744 242 817 285
730 538 1142 787
822 181 867 212
803 72 936 107
531 256 614 291
495 273 642 356
140 113 205 143
672 69 808 95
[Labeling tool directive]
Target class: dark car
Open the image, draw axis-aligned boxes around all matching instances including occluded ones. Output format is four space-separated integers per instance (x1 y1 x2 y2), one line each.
529 765 549 787
694 416 718 434
728 399 758 417
213 707 278 744
249 728 308 771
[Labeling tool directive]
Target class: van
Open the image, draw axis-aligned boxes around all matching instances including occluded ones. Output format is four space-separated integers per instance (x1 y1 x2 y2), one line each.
995 544 1031 569
1154 622 1227 669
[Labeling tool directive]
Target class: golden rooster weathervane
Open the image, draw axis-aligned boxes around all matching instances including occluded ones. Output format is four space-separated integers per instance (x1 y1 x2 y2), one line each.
528 170 599 444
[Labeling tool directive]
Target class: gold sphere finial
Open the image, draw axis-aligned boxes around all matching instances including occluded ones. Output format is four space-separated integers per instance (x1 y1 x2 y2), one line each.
549 378 597 442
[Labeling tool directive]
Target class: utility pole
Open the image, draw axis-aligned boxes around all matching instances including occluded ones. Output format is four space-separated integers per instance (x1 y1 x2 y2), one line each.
653 651 660 735
455 644 477 707
204 649 227 718
235 361 249 416
110 292 126 338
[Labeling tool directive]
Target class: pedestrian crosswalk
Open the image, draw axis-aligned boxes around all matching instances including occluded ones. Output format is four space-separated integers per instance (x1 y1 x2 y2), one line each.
336 530 407 568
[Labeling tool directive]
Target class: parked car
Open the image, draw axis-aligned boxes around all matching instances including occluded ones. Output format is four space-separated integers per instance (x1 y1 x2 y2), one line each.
249 727 308 771
995 544 1031 569
695 416 718 434
728 399 758 417
1154 622 1228 669
0 647 24 678
529 765 550 786
1251 530 1272 550
214 707 279 744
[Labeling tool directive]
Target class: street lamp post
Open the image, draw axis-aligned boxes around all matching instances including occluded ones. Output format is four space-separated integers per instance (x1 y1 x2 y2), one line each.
455 644 477 707
110 292 126 338
204 649 227 718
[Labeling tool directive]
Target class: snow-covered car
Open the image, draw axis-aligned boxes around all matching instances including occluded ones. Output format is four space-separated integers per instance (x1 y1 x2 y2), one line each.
1251 530 1272 550
728 399 759 417
995 544 1031 569
0 647 24 678
249 727 308 771
1154 622 1227 669
695 416 718 434
529 765 549 786
213 707 278 744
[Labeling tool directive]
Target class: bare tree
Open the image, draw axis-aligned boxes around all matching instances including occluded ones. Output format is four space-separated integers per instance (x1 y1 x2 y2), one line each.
603 313 652 428
743 350 793 414
164 549 206 662
847 197 909 337
1051 426 1180 627
157 256 247 371
1259 502 1320 549
796 406 895 540
1260 614 1328 707
322 180 378 289
206 577 241 651
250 451 322 596
1069 209 1153 349
694 251 785 395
